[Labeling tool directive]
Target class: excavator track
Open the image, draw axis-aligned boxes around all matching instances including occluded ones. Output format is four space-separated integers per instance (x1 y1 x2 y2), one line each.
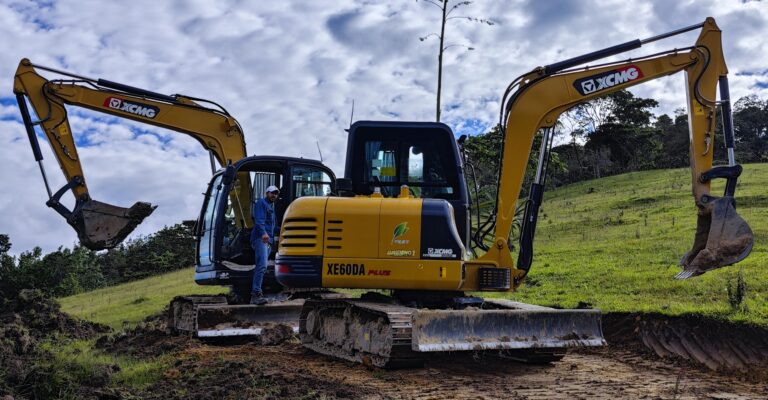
299 298 605 368
300 299 424 368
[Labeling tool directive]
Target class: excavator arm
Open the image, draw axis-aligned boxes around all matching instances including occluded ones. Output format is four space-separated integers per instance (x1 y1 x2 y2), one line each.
13 59 253 250
479 17 753 285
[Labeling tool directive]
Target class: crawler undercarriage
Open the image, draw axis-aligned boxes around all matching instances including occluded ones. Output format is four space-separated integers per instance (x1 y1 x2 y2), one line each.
299 293 605 368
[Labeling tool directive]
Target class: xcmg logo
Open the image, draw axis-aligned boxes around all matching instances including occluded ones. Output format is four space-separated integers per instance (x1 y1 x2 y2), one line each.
104 97 159 119
574 66 644 96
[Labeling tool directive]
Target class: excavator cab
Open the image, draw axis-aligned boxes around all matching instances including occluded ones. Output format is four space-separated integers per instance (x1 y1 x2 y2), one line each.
344 121 470 247
195 156 336 296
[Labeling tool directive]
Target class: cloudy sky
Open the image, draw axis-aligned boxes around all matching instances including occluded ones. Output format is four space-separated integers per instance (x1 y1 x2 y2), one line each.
1 0 766 254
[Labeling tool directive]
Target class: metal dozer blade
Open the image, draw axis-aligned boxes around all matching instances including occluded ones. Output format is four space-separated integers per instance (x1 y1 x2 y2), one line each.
677 77 753 280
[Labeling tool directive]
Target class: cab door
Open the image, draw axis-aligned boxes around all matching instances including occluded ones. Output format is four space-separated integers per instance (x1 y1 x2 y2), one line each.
196 172 225 273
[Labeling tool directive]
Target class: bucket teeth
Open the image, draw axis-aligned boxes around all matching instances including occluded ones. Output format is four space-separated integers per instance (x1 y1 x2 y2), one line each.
678 196 753 279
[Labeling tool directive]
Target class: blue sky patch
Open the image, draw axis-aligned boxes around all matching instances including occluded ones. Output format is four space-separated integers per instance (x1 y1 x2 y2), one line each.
0 97 22 122
0 97 18 106
453 118 488 137
736 69 768 77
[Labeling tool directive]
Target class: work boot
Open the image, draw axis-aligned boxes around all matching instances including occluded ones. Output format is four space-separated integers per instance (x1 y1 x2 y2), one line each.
249 293 268 305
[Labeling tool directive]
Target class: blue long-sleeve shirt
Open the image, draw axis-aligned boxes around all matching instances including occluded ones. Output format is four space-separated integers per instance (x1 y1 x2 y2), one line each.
251 197 276 244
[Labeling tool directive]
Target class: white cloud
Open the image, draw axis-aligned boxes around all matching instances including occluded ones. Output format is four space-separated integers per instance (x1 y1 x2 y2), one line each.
0 0 766 254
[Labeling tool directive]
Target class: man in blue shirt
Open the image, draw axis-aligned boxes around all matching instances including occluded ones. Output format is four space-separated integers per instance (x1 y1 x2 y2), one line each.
250 185 279 305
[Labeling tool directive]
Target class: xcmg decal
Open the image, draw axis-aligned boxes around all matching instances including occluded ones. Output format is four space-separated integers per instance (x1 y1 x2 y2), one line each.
573 65 644 96
104 97 159 119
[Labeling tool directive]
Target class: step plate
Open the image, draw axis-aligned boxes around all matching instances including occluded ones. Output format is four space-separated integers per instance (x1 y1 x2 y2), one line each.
195 300 305 337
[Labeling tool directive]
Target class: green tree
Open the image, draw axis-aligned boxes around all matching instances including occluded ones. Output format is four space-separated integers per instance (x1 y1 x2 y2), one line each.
581 91 660 175
0 234 19 300
462 124 565 205
733 95 768 162
461 124 503 204
655 110 690 168
98 222 196 283
1 221 195 299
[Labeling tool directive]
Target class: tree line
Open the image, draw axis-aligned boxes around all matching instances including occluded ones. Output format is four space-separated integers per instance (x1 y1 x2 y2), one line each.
462 91 768 200
0 222 196 300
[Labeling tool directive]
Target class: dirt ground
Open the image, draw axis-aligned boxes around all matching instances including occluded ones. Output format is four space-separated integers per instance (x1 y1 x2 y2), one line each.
6 294 766 399
0 290 110 398
133 338 767 400
100 312 768 400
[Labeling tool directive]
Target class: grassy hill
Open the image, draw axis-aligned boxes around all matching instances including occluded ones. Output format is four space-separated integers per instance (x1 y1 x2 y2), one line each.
59 267 223 329
494 163 767 325
61 164 767 326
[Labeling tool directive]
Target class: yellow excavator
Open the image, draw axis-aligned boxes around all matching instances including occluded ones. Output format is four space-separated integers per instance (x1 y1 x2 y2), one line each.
13 59 340 301
13 59 252 251
257 17 751 366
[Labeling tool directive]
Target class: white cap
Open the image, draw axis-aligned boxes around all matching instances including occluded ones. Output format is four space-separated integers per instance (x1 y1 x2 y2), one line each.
265 185 280 193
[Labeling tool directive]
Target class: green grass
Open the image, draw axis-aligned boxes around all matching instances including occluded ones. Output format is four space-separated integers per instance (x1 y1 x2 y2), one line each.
490 163 768 325
41 338 169 391
53 269 221 395
59 267 223 329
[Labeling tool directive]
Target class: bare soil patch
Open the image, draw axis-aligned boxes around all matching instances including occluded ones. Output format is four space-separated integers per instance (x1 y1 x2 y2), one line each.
100 311 768 399
6 303 767 399
0 290 110 399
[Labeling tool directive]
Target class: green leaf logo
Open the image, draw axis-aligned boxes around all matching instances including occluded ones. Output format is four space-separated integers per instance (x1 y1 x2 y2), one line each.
392 222 410 243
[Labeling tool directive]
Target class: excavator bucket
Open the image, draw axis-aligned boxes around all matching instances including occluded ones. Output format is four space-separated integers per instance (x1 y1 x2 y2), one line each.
72 200 156 250
677 196 753 279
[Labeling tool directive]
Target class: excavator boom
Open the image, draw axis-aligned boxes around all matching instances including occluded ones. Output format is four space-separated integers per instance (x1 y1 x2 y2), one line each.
13 59 250 250
486 17 752 282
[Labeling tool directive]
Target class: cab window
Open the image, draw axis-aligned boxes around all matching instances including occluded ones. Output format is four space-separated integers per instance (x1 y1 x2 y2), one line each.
250 171 282 201
362 140 454 198
292 165 332 198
